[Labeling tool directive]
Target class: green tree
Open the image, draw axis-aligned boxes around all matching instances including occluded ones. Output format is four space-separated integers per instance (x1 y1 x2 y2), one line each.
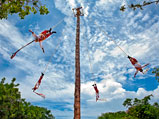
120 0 159 11
0 77 55 119
98 95 159 119
123 98 132 108
0 0 49 19
152 67 159 82
123 94 159 119
98 111 136 119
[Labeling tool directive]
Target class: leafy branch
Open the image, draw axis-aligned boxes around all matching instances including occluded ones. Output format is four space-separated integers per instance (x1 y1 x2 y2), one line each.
120 0 159 11
0 0 49 19
152 67 159 82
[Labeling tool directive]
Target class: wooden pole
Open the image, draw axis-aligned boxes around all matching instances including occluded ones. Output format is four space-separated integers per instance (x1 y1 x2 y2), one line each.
72 7 83 119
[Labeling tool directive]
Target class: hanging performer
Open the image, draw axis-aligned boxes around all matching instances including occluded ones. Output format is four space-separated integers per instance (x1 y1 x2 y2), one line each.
32 72 45 98
128 56 149 78
10 28 56 59
29 28 56 53
92 83 99 102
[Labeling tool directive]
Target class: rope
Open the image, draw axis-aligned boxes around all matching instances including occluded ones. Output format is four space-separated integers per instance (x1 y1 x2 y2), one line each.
43 32 63 74
42 18 65 73
83 20 102 83
84 34 109 82
10 40 35 59
94 22 128 57
51 18 64 29
83 21 107 102
84 35 95 83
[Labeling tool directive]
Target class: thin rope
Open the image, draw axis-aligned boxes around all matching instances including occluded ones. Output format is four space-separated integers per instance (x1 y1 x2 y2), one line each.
84 34 109 82
84 35 96 83
83 21 107 102
94 22 128 57
42 18 65 73
43 32 63 74
83 19 105 83
83 19 101 83
51 18 64 29
10 40 35 59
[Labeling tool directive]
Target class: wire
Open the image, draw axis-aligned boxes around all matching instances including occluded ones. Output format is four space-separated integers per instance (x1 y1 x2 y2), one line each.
84 35 95 82
51 18 65 30
94 22 128 57
83 21 101 83
83 20 108 102
43 32 63 74
10 40 35 59
43 18 65 73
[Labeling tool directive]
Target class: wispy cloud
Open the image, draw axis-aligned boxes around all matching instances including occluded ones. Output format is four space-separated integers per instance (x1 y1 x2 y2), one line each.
0 0 159 119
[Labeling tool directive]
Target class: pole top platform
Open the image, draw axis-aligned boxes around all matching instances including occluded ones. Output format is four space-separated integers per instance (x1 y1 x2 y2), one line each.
72 7 84 17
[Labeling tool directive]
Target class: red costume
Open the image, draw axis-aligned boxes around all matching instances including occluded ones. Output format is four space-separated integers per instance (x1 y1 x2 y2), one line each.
128 56 138 65
10 28 56 59
35 30 53 42
128 56 149 78
32 73 45 98
29 28 56 53
92 84 99 101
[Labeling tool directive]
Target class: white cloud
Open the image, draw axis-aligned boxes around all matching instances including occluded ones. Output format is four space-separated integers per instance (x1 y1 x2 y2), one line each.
0 20 26 48
1 0 159 119
67 0 77 8
93 49 106 63
142 14 150 21
54 0 76 16
96 0 117 6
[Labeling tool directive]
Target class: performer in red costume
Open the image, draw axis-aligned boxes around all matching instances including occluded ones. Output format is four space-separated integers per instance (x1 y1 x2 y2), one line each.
29 28 56 53
128 56 149 78
32 73 45 98
11 28 56 59
92 83 99 101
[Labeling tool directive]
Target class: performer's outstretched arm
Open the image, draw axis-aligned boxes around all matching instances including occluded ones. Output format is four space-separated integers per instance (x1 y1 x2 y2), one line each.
142 63 149 68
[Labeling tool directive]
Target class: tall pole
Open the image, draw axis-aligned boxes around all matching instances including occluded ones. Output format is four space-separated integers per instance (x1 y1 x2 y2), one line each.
72 7 83 119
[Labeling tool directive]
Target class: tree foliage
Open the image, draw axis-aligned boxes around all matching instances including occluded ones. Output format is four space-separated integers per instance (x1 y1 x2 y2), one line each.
98 111 136 119
152 67 159 82
0 78 55 119
98 95 159 119
123 94 159 119
120 0 159 11
0 0 49 19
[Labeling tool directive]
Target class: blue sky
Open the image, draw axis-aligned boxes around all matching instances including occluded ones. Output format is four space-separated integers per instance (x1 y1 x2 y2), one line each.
0 0 159 119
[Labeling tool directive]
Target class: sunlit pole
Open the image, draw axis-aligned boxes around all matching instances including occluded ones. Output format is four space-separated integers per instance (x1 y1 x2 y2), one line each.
72 7 84 119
